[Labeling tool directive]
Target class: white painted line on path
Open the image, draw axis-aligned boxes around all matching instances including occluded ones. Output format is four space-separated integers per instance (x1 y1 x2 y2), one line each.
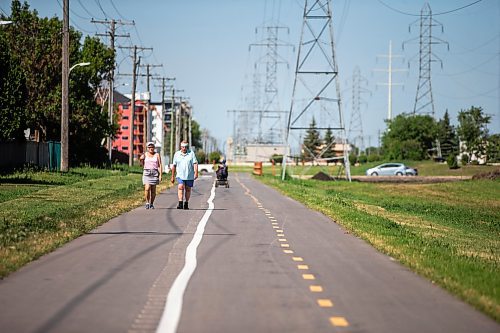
156 184 216 333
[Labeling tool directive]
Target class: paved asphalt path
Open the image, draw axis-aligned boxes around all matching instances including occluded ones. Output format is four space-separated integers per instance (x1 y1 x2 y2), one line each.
0 173 498 333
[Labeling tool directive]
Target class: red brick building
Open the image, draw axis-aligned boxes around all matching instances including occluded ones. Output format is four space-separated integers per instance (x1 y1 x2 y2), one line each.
112 92 147 162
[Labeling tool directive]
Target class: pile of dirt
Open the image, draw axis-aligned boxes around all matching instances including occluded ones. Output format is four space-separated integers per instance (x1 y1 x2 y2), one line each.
311 171 333 181
471 168 500 180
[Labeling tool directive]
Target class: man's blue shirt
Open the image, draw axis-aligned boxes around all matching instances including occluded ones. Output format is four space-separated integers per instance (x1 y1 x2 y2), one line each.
172 150 198 180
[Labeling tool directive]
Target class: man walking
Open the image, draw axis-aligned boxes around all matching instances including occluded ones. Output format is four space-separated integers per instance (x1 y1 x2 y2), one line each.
170 141 198 210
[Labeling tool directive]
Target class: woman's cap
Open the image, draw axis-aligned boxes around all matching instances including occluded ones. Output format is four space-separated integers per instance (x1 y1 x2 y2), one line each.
147 141 155 147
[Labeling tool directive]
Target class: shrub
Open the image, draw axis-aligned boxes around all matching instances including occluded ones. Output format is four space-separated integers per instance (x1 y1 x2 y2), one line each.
349 153 357 165
367 154 381 163
270 154 283 164
461 153 469 165
196 150 207 164
358 155 368 164
447 153 459 169
209 151 221 164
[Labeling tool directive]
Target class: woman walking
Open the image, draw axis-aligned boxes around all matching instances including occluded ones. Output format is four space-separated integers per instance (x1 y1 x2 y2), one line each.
140 142 163 209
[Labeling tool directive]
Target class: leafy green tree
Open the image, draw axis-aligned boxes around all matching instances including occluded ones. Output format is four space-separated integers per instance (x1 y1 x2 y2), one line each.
190 120 202 150
302 117 321 160
485 133 500 163
456 106 491 162
382 114 437 160
0 25 27 141
1 1 116 165
436 110 458 159
195 150 207 164
68 36 114 165
209 151 221 164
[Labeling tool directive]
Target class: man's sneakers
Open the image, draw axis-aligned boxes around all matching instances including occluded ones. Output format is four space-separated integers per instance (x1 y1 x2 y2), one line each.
176 201 189 210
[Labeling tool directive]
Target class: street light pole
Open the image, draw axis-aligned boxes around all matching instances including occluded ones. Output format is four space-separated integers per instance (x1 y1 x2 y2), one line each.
61 0 69 172
60 57 91 172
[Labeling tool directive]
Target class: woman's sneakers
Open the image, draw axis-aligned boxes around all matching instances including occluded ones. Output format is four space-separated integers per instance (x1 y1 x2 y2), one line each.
177 201 183 209
145 203 155 209
183 201 189 210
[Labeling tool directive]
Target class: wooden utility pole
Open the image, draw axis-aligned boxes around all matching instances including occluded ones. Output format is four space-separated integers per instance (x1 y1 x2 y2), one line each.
117 45 153 166
93 19 132 162
60 0 69 172
138 63 162 143
130 45 137 166
154 77 175 164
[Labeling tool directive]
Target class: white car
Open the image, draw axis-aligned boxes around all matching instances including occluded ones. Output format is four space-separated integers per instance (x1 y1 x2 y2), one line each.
366 163 418 176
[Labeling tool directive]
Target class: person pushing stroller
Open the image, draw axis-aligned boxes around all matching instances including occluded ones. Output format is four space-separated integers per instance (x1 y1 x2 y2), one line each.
215 159 229 188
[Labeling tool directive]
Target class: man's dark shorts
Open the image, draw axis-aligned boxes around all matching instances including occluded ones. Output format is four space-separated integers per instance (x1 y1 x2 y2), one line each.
176 178 194 187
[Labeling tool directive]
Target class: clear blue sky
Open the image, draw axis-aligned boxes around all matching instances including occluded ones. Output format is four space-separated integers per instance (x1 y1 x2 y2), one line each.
2 0 499 151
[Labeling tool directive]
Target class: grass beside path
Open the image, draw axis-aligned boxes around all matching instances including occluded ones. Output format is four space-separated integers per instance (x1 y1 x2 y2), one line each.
259 174 500 322
0 167 169 278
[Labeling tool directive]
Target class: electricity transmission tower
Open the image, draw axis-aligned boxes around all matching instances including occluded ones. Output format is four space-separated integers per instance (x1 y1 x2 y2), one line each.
348 66 369 155
249 25 294 144
282 0 350 181
404 3 448 118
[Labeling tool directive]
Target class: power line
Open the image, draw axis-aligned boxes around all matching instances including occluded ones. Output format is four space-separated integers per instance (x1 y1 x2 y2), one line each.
376 0 484 17
95 0 108 19
109 0 129 21
76 0 95 19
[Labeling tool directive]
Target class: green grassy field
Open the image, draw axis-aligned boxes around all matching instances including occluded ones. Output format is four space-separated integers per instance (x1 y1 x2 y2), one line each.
0 166 169 278
275 159 499 177
258 166 500 322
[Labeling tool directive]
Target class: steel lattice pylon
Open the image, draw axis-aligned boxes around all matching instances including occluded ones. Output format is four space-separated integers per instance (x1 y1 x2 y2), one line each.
404 3 448 117
282 0 350 181
348 66 369 155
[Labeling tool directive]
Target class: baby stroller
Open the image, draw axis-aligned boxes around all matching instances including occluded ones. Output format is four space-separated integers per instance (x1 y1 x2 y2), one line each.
215 161 229 188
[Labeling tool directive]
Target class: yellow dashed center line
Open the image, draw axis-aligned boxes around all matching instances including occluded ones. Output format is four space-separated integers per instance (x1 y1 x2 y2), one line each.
330 317 349 327
241 185 350 330
317 299 333 307
309 285 323 292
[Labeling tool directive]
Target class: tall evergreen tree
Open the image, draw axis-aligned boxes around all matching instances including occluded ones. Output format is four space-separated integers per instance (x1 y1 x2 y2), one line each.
322 127 335 160
302 117 321 160
436 110 458 159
